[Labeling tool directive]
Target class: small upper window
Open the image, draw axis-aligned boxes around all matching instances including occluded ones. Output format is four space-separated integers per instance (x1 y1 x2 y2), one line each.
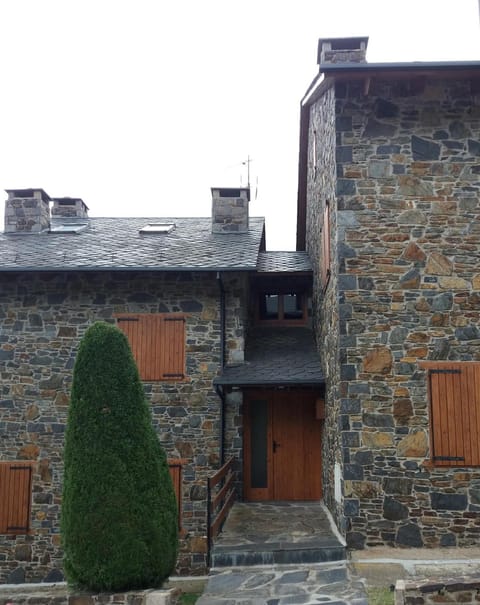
283 293 304 320
257 293 306 325
139 223 175 234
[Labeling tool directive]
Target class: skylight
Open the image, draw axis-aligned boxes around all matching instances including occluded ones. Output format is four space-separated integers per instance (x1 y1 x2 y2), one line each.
49 223 88 234
139 223 175 234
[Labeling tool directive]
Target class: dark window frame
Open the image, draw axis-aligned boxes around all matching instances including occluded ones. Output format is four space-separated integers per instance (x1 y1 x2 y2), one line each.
255 292 308 326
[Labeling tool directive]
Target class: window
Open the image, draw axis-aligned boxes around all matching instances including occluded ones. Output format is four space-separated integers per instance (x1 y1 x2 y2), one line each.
257 293 307 325
423 362 480 467
0 462 33 534
321 200 331 290
49 222 88 234
116 314 186 381
139 223 175 234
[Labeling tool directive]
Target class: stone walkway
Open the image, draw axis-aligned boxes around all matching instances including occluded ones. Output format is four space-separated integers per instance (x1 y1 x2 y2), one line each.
198 502 367 604
196 561 368 605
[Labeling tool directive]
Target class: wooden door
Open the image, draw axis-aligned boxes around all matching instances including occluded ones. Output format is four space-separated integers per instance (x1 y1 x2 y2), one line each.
244 390 322 501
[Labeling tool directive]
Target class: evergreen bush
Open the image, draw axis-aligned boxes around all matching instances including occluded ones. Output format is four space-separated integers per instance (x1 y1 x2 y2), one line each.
62 321 178 591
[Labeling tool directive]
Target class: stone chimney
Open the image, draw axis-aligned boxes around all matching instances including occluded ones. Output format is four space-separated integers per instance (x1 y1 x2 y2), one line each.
52 197 89 219
317 36 369 66
211 187 250 233
4 188 51 233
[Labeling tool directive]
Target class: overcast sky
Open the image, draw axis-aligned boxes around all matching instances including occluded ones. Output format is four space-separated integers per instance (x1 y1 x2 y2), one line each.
0 0 479 249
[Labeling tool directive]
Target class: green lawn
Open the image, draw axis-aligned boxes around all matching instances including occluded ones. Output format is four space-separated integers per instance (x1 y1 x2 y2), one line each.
179 593 201 605
367 586 394 605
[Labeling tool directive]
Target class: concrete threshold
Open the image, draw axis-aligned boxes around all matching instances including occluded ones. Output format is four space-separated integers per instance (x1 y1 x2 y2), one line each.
351 546 480 587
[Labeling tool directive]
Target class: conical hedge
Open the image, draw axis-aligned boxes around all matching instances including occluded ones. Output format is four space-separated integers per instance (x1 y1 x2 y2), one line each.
62 321 178 591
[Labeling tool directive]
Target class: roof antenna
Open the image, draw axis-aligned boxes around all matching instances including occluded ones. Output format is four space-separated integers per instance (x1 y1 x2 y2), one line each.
241 155 252 189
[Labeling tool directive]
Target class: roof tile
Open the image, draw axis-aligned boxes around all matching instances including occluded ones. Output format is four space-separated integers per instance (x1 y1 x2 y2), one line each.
214 327 324 386
0 217 265 271
257 251 312 273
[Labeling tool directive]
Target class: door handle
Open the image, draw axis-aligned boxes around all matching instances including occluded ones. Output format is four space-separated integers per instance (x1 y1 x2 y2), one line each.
273 440 280 453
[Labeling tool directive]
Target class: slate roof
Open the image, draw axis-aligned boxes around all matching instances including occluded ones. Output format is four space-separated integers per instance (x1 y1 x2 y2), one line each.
0 217 265 272
257 251 312 273
214 327 324 387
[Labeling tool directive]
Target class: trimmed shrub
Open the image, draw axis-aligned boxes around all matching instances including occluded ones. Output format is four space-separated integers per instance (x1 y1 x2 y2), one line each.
62 322 178 591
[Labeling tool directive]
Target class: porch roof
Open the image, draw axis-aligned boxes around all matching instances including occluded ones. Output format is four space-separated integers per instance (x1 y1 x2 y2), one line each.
256 251 312 273
214 327 324 387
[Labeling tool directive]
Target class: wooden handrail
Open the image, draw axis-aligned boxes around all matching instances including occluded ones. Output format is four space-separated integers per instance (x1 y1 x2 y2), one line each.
208 456 233 490
211 473 233 511
207 457 236 565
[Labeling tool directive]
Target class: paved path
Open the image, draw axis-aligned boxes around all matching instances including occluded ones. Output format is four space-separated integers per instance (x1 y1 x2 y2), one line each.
199 502 367 604
196 560 368 605
211 502 345 567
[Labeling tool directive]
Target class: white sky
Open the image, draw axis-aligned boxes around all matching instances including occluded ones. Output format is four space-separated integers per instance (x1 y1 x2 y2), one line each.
0 0 479 250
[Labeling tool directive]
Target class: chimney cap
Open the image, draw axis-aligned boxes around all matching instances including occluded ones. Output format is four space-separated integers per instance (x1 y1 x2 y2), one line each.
317 36 369 64
52 197 89 211
5 188 51 203
211 187 251 202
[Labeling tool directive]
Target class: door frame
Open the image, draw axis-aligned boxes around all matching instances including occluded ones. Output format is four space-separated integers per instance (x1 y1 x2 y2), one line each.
243 388 323 501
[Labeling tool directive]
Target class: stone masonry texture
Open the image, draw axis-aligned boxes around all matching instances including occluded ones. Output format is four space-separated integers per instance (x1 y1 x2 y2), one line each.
305 84 344 528
306 75 480 549
0 270 247 582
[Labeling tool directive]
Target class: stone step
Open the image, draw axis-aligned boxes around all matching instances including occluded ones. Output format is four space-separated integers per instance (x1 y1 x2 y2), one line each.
196 562 368 605
211 542 347 567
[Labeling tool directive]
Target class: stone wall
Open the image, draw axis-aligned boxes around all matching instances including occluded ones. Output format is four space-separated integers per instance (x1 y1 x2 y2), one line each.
305 84 345 528
223 391 244 497
0 270 247 582
396 577 480 605
0 584 179 605
317 75 480 549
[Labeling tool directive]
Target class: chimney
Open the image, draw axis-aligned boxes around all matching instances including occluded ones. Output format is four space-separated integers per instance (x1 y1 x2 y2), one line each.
52 197 89 219
211 187 250 233
4 188 51 233
317 36 369 66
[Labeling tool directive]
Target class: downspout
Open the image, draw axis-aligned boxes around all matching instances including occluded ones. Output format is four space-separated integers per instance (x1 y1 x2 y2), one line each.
216 271 226 465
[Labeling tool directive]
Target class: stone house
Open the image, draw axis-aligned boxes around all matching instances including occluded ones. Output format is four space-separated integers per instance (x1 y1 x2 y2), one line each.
296 37 480 549
2 35 479 586
0 187 322 582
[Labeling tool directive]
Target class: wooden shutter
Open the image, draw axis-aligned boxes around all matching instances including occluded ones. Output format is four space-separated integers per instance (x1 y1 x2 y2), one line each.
116 314 186 381
321 201 331 289
0 462 33 534
162 317 186 380
168 460 182 529
426 362 480 466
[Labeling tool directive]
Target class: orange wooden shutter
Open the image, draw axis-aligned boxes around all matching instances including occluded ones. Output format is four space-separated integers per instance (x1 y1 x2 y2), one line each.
116 314 185 381
168 461 182 529
428 363 480 466
0 462 33 534
321 201 331 289
161 317 186 380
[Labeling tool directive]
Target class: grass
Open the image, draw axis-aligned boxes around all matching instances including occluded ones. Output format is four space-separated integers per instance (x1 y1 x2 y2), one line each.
367 586 394 605
179 593 201 605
